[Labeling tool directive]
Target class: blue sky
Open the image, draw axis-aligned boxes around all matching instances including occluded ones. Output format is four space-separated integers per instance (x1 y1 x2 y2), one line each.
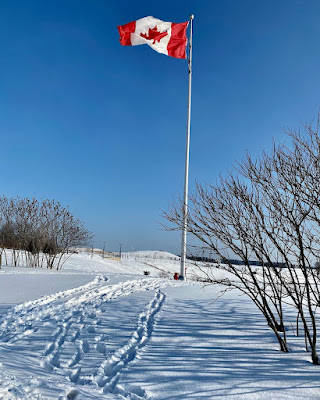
1 1 320 254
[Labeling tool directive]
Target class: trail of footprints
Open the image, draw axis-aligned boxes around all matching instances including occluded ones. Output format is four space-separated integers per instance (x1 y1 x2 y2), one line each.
0 275 109 343
41 285 166 398
0 277 169 344
96 290 165 393
0 277 171 398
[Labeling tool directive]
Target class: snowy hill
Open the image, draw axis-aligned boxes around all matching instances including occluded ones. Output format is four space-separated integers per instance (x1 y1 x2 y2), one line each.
0 251 320 399
64 250 200 281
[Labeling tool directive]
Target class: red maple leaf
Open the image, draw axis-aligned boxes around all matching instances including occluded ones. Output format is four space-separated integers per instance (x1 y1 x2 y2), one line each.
140 26 168 44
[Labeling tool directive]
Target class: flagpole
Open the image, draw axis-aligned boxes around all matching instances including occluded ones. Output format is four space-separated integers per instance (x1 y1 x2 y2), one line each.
179 14 194 281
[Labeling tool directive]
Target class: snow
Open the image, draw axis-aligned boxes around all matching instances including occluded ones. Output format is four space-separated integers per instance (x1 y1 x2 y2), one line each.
0 250 320 399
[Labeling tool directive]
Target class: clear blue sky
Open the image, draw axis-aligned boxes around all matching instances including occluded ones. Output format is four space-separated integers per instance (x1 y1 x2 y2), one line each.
1 1 320 254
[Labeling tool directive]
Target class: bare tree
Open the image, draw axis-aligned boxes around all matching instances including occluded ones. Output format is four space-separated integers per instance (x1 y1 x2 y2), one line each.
0 197 93 270
166 180 289 353
165 119 320 364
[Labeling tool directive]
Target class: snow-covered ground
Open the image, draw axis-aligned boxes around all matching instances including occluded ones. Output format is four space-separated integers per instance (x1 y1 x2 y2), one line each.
0 251 320 399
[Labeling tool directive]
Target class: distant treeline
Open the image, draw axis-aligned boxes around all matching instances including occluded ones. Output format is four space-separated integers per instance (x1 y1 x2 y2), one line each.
187 254 287 268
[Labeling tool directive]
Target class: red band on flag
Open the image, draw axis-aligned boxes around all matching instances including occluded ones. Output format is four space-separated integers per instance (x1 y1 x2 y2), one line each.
168 22 189 59
117 21 136 46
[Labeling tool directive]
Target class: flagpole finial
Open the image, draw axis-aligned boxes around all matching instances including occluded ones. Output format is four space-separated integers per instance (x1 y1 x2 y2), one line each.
189 14 194 20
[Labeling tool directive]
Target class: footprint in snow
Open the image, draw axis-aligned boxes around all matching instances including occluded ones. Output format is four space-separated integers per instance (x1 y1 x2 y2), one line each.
68 349 81 368
70 329 80 342
81 339 90 353
87 326 95 334
96 343 106 354
66 389 79 399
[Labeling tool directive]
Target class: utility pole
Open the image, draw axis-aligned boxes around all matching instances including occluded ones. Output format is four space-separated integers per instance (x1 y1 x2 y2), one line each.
103 241 106 259
119 243 122 260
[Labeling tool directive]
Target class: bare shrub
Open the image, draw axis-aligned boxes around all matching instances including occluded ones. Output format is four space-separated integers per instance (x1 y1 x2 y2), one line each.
0 197 93 270
165 119 320 364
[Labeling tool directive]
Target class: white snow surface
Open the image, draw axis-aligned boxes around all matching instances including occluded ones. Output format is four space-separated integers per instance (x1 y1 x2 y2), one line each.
0 251 320 399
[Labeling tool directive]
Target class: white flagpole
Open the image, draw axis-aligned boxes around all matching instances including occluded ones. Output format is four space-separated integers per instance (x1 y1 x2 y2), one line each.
179 14 194 281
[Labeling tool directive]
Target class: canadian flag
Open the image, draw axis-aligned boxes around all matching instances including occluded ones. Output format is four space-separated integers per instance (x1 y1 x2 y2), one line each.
117 16 189 59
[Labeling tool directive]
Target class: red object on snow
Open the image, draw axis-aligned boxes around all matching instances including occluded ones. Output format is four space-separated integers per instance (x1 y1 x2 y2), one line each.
174 272 179 280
